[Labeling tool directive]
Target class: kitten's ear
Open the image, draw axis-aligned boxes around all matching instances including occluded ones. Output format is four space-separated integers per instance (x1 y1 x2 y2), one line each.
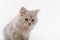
35 9 39 13
32 9 39 16
33 9 39 16
20 7 27 15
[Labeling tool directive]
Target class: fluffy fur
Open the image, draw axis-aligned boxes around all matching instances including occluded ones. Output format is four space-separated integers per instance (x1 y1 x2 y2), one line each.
4 7 39 40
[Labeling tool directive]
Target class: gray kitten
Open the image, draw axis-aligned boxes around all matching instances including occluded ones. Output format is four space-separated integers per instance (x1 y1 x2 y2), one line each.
4 7 39 40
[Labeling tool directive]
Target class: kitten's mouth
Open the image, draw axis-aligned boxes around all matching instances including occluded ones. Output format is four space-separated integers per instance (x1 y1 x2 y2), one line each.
26 23 31 26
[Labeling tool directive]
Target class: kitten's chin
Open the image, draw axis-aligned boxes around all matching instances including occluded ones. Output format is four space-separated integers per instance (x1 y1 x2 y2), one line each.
24 24 31 28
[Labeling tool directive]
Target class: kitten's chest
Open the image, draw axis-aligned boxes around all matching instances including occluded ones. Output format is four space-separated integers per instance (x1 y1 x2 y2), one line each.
22 32 29 38
13 29 29 39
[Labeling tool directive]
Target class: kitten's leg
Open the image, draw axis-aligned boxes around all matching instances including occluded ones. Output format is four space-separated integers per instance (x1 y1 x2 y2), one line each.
23 37 29 40
20 35 29 40
12 32 29 40
12 32 22 40
5 38 10 40
4 33 11 40
4 36 10 40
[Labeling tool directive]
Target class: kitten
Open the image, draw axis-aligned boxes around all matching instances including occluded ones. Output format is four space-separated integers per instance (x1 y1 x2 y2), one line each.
4 7 39 40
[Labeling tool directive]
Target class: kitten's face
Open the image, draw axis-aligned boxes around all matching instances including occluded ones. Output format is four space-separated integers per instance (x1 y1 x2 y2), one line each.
19 7 39 27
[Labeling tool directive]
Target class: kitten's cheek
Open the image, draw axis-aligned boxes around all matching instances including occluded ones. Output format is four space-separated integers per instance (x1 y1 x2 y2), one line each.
25 23 29 26
33 21 37 24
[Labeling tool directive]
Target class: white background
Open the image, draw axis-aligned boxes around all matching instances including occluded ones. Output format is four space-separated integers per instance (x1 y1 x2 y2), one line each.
0 0 60 40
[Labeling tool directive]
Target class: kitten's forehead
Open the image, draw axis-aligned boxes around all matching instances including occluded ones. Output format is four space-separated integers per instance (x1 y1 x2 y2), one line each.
27 11 37 17
24 14 36 20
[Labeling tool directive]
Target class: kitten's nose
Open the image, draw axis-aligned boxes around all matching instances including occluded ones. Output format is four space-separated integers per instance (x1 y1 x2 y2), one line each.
29 23 31 25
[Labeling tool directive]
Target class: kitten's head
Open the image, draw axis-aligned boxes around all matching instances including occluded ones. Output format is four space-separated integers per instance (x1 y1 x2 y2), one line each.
19 7 39 27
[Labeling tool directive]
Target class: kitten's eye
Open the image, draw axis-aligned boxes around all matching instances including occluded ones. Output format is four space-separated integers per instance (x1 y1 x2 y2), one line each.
32 19 34 22
25 18 28 21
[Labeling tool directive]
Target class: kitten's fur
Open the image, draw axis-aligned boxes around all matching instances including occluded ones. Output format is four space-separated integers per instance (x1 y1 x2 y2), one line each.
4 7 39 40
